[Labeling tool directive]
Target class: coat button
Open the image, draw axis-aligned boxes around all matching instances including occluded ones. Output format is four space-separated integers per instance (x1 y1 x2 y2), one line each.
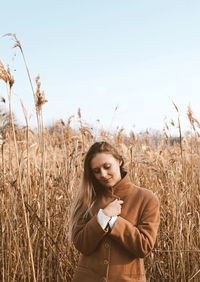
100 278 106 282
104 260 109 265
104 243 109 248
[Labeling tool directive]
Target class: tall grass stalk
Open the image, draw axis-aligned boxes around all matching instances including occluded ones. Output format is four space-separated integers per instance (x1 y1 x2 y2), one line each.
7 78 36 282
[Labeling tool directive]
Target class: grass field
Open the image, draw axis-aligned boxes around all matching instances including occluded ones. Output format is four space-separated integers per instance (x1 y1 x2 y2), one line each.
0 36 200 281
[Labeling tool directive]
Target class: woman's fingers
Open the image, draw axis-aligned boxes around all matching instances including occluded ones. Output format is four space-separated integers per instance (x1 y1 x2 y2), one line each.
118 200 124 205
113 199 123 204
103 199 124 217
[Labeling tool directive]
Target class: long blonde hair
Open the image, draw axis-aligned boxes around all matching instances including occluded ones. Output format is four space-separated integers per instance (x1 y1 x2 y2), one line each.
69 141 125 240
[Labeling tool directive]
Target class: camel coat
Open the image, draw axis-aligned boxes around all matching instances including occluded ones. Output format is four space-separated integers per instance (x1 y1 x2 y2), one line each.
72 174 160 282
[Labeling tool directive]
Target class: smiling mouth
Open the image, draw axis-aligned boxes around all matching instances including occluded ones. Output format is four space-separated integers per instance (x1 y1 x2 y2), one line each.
102 178 112 183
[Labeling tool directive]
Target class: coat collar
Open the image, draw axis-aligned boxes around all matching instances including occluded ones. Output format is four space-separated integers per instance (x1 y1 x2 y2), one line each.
111 173 132 195
99 173 133 199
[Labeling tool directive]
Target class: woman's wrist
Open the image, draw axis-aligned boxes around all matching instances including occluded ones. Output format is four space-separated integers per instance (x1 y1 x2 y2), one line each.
109 215 118 228
97 209 111 230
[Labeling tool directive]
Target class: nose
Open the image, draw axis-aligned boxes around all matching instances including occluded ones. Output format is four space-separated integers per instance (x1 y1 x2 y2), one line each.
100 169 107 178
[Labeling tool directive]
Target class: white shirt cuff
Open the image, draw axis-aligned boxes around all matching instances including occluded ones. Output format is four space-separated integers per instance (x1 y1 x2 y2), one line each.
97 209 111 230
109 215 118 229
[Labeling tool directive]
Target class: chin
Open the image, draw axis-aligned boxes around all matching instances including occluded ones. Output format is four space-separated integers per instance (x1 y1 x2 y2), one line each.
101 182 113 188
106 184 113 188
105 181 117 188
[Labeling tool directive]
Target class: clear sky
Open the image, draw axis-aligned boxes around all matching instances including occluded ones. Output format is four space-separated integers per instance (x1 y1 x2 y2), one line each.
1 0 200 133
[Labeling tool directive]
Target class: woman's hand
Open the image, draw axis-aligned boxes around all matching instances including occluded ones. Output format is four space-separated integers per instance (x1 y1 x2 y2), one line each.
103 199 124 217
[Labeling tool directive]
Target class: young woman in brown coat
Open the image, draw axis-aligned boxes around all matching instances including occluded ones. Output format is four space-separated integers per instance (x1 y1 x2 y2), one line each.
69 141 160 282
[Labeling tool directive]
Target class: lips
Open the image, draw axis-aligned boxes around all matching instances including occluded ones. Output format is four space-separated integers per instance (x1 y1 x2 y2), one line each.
101 178 113 186
103 178 112 182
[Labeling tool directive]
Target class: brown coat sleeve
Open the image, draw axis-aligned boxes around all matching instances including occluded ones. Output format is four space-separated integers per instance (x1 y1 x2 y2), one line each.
72 215 108 256
109 193 160 258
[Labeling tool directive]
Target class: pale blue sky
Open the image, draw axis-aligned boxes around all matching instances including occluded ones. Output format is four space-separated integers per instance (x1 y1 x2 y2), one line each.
1 1 200 133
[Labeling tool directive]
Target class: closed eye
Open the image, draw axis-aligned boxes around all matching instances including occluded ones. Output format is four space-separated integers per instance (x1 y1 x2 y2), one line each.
93 168 100 174
92 163 111 174
103 164 111 169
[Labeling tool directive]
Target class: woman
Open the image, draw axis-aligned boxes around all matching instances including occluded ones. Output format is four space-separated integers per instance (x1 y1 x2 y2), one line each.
69 141 160 282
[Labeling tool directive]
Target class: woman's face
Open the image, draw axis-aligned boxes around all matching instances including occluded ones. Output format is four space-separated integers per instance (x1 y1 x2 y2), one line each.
90 153 122 188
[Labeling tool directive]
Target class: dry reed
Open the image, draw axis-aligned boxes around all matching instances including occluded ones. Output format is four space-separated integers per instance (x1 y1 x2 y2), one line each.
0 35 200 282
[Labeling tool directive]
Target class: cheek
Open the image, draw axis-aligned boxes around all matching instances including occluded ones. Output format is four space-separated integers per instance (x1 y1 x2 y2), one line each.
109 167 118 176
114 166 121 176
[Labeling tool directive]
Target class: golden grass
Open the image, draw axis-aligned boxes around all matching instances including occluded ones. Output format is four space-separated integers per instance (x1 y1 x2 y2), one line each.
0 34 200 281
0 122 200 281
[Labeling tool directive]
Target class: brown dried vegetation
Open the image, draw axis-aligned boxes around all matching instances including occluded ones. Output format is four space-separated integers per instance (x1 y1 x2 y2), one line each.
0 35 199 281
0 117 199 281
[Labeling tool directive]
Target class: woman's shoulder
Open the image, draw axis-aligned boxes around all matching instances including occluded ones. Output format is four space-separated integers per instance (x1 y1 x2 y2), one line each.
124 175 157 197
129 182 159 204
